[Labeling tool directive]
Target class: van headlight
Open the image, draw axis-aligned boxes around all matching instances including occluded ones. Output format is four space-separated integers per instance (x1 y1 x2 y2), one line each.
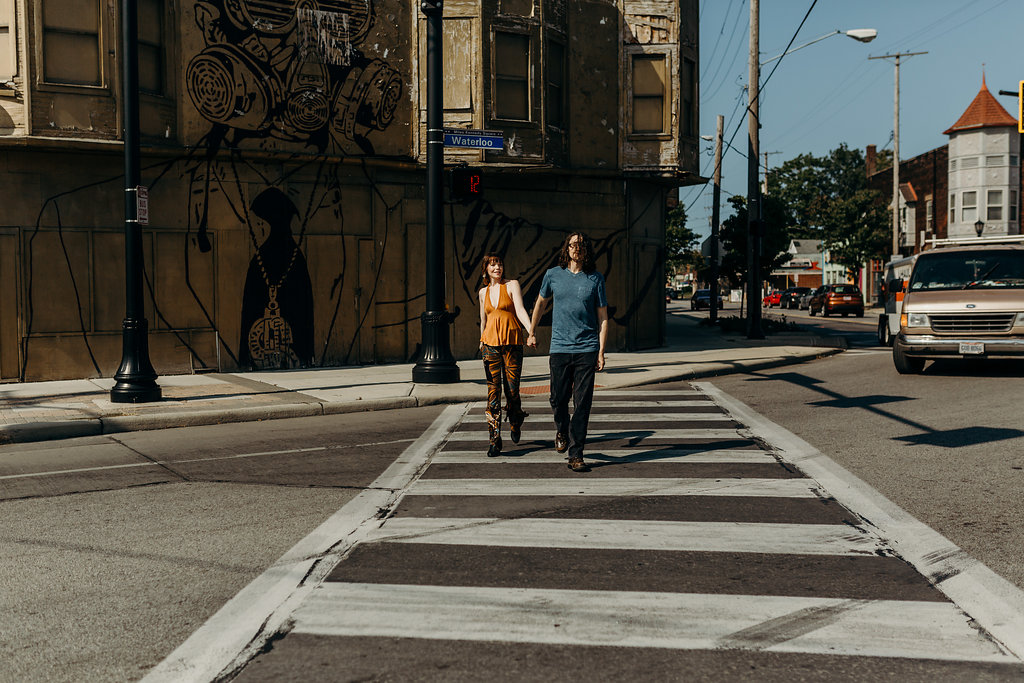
907 313 930 328
1016 312 1024 326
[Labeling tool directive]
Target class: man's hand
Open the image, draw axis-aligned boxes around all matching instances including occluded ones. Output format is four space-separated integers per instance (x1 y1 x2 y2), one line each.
526 334 537 348
596 351 605 371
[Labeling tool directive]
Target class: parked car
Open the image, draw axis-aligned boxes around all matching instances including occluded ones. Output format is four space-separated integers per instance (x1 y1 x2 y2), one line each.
809 283 864 317
799 287 819 310
780 286 812 310
690 288 723 310
762 290 782 307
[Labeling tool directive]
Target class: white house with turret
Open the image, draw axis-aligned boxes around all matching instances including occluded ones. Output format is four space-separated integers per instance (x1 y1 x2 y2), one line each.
944 76 1020 240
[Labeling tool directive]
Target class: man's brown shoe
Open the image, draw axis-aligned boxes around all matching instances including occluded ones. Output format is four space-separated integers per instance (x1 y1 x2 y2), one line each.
554 432 569 453
567 456 589 472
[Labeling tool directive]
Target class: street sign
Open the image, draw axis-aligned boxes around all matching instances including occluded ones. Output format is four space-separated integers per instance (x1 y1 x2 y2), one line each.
136 186 149 226
443 128 504 150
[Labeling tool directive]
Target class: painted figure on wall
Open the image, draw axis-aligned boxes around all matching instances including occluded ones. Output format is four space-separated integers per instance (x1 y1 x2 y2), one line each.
239 187 315 369
187 0 402 154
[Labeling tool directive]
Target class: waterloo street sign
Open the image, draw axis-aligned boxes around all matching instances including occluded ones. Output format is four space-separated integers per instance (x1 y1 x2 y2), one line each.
443 128 504 150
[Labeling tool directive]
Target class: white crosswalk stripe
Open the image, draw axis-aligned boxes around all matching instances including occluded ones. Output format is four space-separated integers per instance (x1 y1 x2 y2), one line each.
445 428 744 440
407 478 820 498
433 449 778 463
293 583 1013 663
365 517 885 555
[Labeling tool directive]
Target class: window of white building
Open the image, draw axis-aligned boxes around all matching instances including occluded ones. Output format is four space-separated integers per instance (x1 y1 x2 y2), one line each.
985 155 1003 167
949 158 957 171
987 190 1003 221
949 193 955 224
1011 190 1019 222
1012 155 1020 167
962 157 979 169
962 191 977 223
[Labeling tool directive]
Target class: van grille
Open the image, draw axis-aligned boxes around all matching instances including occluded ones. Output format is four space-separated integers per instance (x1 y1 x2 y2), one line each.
930 313 1015 333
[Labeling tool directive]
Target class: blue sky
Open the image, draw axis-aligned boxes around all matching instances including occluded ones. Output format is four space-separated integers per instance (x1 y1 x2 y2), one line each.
683 0 1023 240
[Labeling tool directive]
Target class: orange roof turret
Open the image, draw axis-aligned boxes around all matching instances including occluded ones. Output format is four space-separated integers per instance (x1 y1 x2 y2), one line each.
943 75 1017 135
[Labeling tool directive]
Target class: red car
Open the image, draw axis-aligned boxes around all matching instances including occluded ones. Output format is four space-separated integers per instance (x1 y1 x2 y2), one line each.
762 290 781 307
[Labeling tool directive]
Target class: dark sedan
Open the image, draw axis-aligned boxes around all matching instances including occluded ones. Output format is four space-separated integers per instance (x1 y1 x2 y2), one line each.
690 288 723 310
780 286 812 309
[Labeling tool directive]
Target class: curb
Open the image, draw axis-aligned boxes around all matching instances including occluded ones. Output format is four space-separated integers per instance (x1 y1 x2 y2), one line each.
0 348 842 446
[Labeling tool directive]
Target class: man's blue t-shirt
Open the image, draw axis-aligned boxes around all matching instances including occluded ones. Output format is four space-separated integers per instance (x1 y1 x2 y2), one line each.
538 267 607 353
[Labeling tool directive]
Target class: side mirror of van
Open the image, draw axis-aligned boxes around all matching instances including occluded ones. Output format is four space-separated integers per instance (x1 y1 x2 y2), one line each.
888 278 904 294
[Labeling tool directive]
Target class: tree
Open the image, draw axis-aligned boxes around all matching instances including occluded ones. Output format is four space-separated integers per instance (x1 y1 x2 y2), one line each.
766 143 890 270
717 194 793 289
664 203 701 274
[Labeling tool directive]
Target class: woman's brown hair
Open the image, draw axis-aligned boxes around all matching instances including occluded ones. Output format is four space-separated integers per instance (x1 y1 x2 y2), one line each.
480 253 504 286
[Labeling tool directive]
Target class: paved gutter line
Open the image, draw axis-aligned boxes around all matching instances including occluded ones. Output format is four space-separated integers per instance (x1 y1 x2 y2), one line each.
0 350 841 447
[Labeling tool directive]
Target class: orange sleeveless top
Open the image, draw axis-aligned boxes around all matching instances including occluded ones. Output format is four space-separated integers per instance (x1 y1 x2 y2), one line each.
480 283 524 346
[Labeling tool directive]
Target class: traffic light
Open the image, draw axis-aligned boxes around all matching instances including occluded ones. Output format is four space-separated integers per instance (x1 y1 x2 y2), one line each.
450 167 483 201
1019 80 1023 134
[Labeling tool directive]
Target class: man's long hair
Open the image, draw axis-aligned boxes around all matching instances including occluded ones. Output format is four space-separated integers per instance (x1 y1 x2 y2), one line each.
558 232 595 272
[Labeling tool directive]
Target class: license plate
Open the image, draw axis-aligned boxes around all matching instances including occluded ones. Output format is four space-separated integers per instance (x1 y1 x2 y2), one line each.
843 296 852 301
959 342 984 355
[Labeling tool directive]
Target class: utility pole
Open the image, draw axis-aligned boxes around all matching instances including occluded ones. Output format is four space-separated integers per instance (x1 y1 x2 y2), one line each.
869 51 926 260
745 0 763 338
710 114 723 324
412 0 460 383
110 0 160 403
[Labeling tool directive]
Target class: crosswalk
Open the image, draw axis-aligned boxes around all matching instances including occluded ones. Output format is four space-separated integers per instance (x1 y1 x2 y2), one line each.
153 386 1024 680
268 386 1020 675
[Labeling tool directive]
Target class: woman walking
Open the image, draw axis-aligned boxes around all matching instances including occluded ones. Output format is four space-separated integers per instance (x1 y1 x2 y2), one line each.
479 253 534 456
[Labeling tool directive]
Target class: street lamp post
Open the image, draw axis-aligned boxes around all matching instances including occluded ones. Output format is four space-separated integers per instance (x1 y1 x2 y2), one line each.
745 20 876 339
412 0 460 383
975 219 985 238
110 0 160 403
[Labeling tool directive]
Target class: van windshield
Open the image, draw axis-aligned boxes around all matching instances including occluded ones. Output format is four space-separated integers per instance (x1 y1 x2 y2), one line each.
909 250 1024 291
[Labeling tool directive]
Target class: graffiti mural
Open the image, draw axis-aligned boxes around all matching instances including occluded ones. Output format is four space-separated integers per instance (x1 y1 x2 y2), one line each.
239 187 315 369
187 0 402 153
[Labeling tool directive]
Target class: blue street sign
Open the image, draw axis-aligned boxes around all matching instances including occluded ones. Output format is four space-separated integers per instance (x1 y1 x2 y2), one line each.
443 128 504 150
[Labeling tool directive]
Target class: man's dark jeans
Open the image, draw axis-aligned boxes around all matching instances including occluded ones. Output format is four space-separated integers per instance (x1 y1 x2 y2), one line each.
549 351 598 458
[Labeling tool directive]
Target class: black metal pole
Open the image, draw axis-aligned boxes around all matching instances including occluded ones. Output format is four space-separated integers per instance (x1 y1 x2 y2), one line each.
745 0 764 339
110 0 160 403
412 0 459 383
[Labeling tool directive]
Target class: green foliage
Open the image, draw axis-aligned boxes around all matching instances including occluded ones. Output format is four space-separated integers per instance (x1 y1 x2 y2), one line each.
717 194 793 287
766 143 890 272
664 204 701 273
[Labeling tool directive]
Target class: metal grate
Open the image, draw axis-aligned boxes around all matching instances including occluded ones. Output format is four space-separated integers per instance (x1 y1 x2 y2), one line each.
930 313 1015 333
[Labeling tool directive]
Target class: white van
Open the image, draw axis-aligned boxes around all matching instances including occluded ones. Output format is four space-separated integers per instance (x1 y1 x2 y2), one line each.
891 243 1024 374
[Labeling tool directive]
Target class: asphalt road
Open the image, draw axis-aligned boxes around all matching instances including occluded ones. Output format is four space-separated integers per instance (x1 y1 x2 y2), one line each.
708 331 1024 593
0 406 444 683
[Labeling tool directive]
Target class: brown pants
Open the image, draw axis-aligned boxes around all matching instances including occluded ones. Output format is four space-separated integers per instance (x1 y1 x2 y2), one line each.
482 344 526 442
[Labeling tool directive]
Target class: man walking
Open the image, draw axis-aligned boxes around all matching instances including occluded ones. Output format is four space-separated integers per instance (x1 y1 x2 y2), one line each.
527 232 608 472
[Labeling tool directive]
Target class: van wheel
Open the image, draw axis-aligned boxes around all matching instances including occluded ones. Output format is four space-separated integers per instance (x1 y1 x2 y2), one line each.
876 316 891 347
893 343 925 374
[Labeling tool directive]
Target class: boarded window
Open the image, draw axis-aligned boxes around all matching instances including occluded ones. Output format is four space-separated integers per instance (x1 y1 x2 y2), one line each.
949 159 957 171
987 189 1003 221
961 156 979 169
949 193 955 224
0 0 14 79
1011 190 1019 221
632 54 666 134
443 18 473 110
986 155 1003 167
962 190 977 223
42 0 102 85
545 39 564 128
138 0 164 94
493 31 529 120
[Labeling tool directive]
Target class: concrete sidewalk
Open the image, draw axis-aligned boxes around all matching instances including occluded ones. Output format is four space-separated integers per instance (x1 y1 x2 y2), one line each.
0 310 845 445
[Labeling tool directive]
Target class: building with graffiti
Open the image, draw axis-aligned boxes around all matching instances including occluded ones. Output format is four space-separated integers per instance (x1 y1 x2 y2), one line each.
0 0 700 382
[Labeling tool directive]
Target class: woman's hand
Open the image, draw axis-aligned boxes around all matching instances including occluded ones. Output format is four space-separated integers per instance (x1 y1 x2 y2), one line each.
526 333 537 348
